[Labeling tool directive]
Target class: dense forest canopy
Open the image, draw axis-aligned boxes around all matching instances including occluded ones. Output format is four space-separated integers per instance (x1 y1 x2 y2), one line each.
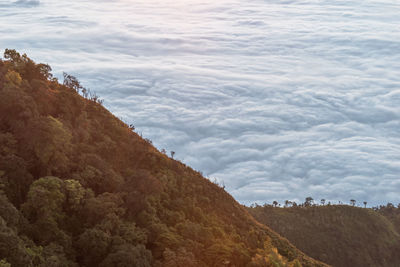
0 50 327 267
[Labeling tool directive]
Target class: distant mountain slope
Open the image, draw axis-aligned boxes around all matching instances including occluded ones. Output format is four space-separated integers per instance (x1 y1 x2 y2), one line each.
0 50 327 267
248 204 400 267
377 204 400 234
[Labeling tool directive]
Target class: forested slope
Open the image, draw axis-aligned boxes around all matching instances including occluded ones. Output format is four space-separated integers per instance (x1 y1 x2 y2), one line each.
0 50 327 267
249 204 400 267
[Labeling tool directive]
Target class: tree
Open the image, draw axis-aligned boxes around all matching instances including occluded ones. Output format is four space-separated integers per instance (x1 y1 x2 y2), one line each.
284 200 292 207
272 201 278 207
385 203 395 213
89 90 103 104
163 247 197 267
63 72 82 93
0 217 40 266
321 199 326 206
0 259 11 267
41 243 73 267
64 179 86 211
99 244 152 267
3 49 21 62
22 176 66 220
170 151 175 159
363 201 367 208
304 197 313 207
36 63 53 80
76 228 112 266
4 70 22 87
350 199 356 206
27 116 72 174
4 49 53 81
21 176 67 244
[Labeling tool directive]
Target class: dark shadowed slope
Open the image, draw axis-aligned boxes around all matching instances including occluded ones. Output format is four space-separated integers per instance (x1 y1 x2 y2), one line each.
248 204 400 267
0 50 328 267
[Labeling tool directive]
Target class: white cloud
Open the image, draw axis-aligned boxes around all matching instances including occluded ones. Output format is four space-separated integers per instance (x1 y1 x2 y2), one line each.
14 0 39 6
1 0 400 206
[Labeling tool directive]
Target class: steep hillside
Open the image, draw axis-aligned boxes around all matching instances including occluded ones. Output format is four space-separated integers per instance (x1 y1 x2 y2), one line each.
248 204 400 267
0 50 327 267
377 204 400 234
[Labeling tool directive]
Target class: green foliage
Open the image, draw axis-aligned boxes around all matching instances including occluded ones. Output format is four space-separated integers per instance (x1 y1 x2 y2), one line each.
0 133 33 206
0 216 38 266
27 116 73 175
40 243 76 267
99 244 152 267
64 179 86 210
23 177 65 219
76 227 112 266
0 259 11 267
162 248 198 267
0 192 22 230
21 177 71 246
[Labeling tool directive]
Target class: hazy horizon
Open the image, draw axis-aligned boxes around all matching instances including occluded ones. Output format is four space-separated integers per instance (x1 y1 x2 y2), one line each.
1 0 400 206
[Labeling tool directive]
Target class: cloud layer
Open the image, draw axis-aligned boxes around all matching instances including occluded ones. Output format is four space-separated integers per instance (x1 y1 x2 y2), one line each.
1 0 400 206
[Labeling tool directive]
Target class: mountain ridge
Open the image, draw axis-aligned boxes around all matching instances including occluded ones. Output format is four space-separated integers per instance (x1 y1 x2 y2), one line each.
0 49 327 267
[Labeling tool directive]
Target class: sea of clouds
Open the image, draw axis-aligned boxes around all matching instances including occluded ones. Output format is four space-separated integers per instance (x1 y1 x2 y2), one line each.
1 0 400 206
